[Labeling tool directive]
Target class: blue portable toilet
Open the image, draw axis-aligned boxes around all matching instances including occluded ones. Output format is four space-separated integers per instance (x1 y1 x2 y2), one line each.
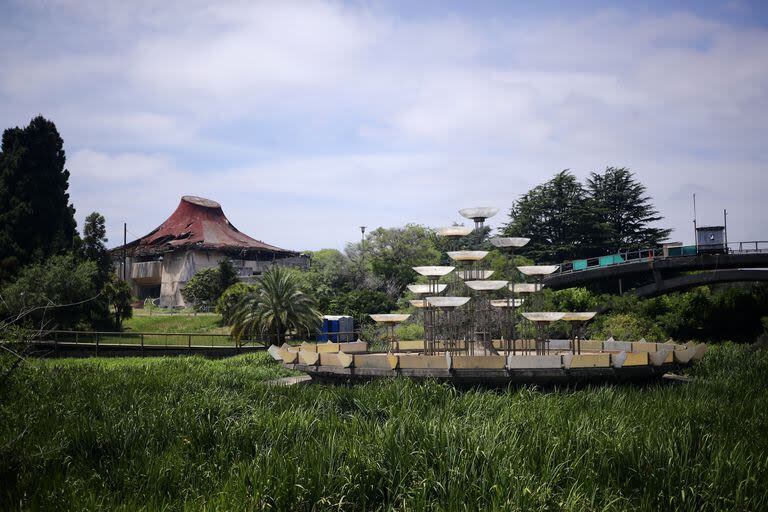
317 317 330 342
318 315 354 342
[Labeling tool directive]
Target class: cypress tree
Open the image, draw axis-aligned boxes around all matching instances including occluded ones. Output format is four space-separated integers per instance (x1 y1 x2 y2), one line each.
0 116 77 281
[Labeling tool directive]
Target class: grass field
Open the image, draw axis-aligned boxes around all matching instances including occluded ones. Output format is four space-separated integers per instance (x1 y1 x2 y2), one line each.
123 313 227 334
1 345 767 511
49 314 236 347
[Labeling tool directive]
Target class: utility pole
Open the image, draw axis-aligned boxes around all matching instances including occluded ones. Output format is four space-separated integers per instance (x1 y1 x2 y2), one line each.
692 194 698 250
123 222 127 280
724 209 728 253
359 226 366 259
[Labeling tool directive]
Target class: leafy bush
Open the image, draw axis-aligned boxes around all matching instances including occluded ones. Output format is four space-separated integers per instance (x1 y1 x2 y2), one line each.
182 260 243 312
103 274 133 328
0 253 103 330
181 267 221 311
216 282 254 325
551 287 601 311
395 322 424 341
590 313 668 341
328 289 396 323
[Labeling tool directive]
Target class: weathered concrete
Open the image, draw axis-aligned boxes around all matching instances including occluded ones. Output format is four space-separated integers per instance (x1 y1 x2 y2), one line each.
563 354 611 368
265 375 312 386
452 355 506 369
298 351 319 365
649 350 673 366
353 354 398 370
673 348 696 364
507 355 562 369
318 352 354 368
603 340 632 352
398 355 450 369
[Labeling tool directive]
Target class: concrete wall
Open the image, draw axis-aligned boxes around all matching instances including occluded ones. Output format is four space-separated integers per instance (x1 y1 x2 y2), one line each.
160 250 223 307
117 251 309 308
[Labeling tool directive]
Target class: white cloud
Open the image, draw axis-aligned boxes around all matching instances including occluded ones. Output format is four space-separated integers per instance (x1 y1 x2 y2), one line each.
2 1 766 250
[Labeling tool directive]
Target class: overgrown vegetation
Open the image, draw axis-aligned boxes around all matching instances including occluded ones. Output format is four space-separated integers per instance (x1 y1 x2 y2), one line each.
230 265 321 343
1 345 767 511
541 284 768 342
0 116 132 332
182 259 240 311
0 116 77 281
123 313 225 334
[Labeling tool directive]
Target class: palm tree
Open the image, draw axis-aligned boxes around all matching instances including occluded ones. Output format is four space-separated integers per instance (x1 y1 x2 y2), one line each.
230 265 321 344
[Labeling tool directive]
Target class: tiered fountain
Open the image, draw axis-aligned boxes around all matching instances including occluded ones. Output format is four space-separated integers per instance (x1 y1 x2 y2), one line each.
269 204 709 385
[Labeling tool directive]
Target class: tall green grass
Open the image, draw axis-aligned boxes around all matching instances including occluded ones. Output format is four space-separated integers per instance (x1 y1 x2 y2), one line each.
123 313 226 334
1 345 767 511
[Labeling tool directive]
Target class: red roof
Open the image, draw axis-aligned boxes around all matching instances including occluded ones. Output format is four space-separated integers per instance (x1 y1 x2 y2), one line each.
117 196 297 257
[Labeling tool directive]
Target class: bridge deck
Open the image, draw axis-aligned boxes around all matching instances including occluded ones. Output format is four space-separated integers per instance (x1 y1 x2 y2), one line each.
544 252 768 290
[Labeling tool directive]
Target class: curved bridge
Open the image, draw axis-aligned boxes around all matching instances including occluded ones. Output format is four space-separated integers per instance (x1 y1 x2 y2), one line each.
543 251 768 295
634 269 768 297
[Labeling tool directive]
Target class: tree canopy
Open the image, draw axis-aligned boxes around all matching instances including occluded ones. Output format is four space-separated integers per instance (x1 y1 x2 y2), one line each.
0 116 77 281
182 260 246 311
587 167 671 252
500 170 599 263
0 254 100 330
501 168 670 262
356 224 441 295
82 212 112 287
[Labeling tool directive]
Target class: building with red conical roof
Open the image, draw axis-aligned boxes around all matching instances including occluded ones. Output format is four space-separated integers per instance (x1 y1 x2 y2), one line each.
112 195 307 307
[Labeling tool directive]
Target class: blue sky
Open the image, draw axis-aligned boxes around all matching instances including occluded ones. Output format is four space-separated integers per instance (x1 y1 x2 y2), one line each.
1 0 766 251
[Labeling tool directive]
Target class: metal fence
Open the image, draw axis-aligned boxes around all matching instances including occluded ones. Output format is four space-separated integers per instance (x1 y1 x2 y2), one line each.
557 247 662 275
729 241 768 254
27 329 363 351
38 330 255 349
557 240 768 275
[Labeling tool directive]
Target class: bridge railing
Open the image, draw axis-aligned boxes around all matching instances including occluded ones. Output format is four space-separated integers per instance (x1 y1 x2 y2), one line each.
36 330 262 349
729 241 768 254
22 329 363 351
556 240 768 275
558 247 662 275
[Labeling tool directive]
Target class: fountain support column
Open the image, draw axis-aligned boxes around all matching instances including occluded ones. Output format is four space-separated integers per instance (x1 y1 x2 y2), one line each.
369 314 411 352
522 312 566 355
561 312 597 354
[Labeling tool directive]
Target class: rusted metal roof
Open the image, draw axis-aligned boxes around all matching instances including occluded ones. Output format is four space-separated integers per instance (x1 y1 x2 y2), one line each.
113 196 298 257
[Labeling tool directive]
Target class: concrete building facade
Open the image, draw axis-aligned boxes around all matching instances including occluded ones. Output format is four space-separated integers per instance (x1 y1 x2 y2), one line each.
112 195 307 307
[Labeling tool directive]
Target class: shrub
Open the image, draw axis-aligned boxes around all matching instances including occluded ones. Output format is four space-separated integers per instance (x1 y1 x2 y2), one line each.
181 267 223 311
590 313 667 341
216 282 254 325
0 253 102 330
395 322 424 341
327 289 396 323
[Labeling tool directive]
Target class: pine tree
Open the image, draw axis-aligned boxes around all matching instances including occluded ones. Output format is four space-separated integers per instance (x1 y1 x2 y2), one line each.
586 167 671 251
500 170 600 263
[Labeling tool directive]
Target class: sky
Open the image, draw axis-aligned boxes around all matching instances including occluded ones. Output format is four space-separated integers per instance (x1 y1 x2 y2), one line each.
1 0 766 252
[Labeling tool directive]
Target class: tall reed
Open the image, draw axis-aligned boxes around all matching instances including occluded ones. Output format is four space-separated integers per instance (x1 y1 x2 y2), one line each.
1 345 767 511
